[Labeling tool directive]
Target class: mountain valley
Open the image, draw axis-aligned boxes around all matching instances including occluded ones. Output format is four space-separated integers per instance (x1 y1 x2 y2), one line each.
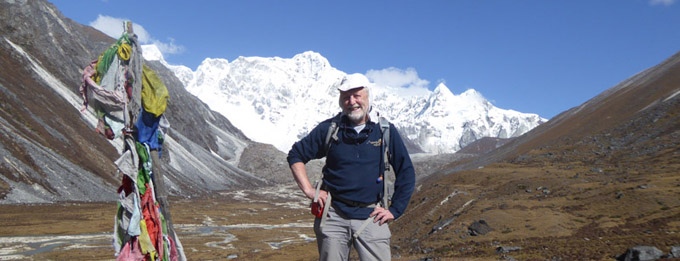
0 0 679 260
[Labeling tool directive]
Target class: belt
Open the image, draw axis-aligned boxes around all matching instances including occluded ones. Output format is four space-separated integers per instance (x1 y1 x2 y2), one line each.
332 196 378 208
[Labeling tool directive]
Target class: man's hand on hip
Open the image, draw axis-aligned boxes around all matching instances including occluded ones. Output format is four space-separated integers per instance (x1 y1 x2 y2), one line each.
370 206 394 225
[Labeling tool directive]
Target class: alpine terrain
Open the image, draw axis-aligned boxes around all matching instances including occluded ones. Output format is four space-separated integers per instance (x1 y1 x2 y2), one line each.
144 45 546 154
0 0 678 260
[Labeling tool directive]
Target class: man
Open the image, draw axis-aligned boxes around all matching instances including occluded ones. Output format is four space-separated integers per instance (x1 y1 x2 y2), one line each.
287 73 416 260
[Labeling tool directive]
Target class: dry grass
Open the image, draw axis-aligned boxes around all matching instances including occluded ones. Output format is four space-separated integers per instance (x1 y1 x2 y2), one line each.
391 160 680 260
0 189 320 261
2 159 678 261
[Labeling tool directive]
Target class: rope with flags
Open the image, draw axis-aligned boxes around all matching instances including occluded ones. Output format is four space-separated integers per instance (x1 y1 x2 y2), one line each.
78 21 186 261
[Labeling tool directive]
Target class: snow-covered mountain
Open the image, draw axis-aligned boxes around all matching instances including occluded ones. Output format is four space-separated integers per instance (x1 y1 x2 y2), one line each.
142 45 546 153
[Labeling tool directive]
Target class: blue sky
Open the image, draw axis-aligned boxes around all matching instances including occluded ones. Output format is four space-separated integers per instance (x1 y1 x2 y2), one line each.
50 0 679 119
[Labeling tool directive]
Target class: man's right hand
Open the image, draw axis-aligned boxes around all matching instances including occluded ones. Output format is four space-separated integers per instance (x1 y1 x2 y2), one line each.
310 189 328 208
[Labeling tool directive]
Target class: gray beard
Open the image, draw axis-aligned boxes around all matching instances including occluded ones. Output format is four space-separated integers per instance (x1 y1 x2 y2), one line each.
346 110 366 124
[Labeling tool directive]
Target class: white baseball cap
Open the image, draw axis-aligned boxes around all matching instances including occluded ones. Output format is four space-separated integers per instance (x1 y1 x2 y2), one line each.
337 73 371 92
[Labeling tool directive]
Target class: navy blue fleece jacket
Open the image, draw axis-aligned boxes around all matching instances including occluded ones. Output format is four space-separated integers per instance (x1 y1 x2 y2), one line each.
287 114 416 220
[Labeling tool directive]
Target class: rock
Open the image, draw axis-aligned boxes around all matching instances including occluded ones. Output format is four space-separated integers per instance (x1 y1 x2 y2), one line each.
468 219 493 236
617 246 663 261
496 246 521 254
429 217 455 235
670 246 680 258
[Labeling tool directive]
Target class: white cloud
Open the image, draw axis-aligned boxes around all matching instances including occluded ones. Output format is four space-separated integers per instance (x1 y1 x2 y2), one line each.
366 67 432 97
89 15 184 55
649 0 675 6
152 37 184 55
365 67 431 97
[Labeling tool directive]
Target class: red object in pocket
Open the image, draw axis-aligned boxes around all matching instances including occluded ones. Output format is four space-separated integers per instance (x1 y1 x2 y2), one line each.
311 202 323 218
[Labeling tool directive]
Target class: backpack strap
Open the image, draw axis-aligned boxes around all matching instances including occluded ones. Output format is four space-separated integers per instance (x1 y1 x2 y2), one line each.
324 113 342 155
379 116 390 171
313 179 333 227
316 113 342 226
378 116 391 208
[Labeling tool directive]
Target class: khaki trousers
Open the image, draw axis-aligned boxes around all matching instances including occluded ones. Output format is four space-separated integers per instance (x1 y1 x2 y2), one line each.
314 207 391 261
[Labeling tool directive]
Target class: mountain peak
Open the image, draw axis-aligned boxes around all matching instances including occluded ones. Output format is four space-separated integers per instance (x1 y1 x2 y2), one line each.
293 51 326 61
171 52 545 153
461 88 482 99
141 44 164 62
433 82 452 95
460 88 488 105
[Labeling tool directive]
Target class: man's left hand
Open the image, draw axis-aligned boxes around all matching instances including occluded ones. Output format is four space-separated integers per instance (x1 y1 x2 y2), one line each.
370 206 394 225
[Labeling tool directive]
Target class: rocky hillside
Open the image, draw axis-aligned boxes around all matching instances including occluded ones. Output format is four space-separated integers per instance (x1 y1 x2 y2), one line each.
391 51 680 260
0 0 291 203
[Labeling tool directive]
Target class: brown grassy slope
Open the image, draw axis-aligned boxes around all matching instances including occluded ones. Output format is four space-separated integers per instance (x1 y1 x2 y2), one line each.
392 162 680 260
391 51 680 260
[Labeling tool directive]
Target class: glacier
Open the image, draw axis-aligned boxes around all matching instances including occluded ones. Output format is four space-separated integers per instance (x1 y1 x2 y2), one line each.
142 45 546 154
